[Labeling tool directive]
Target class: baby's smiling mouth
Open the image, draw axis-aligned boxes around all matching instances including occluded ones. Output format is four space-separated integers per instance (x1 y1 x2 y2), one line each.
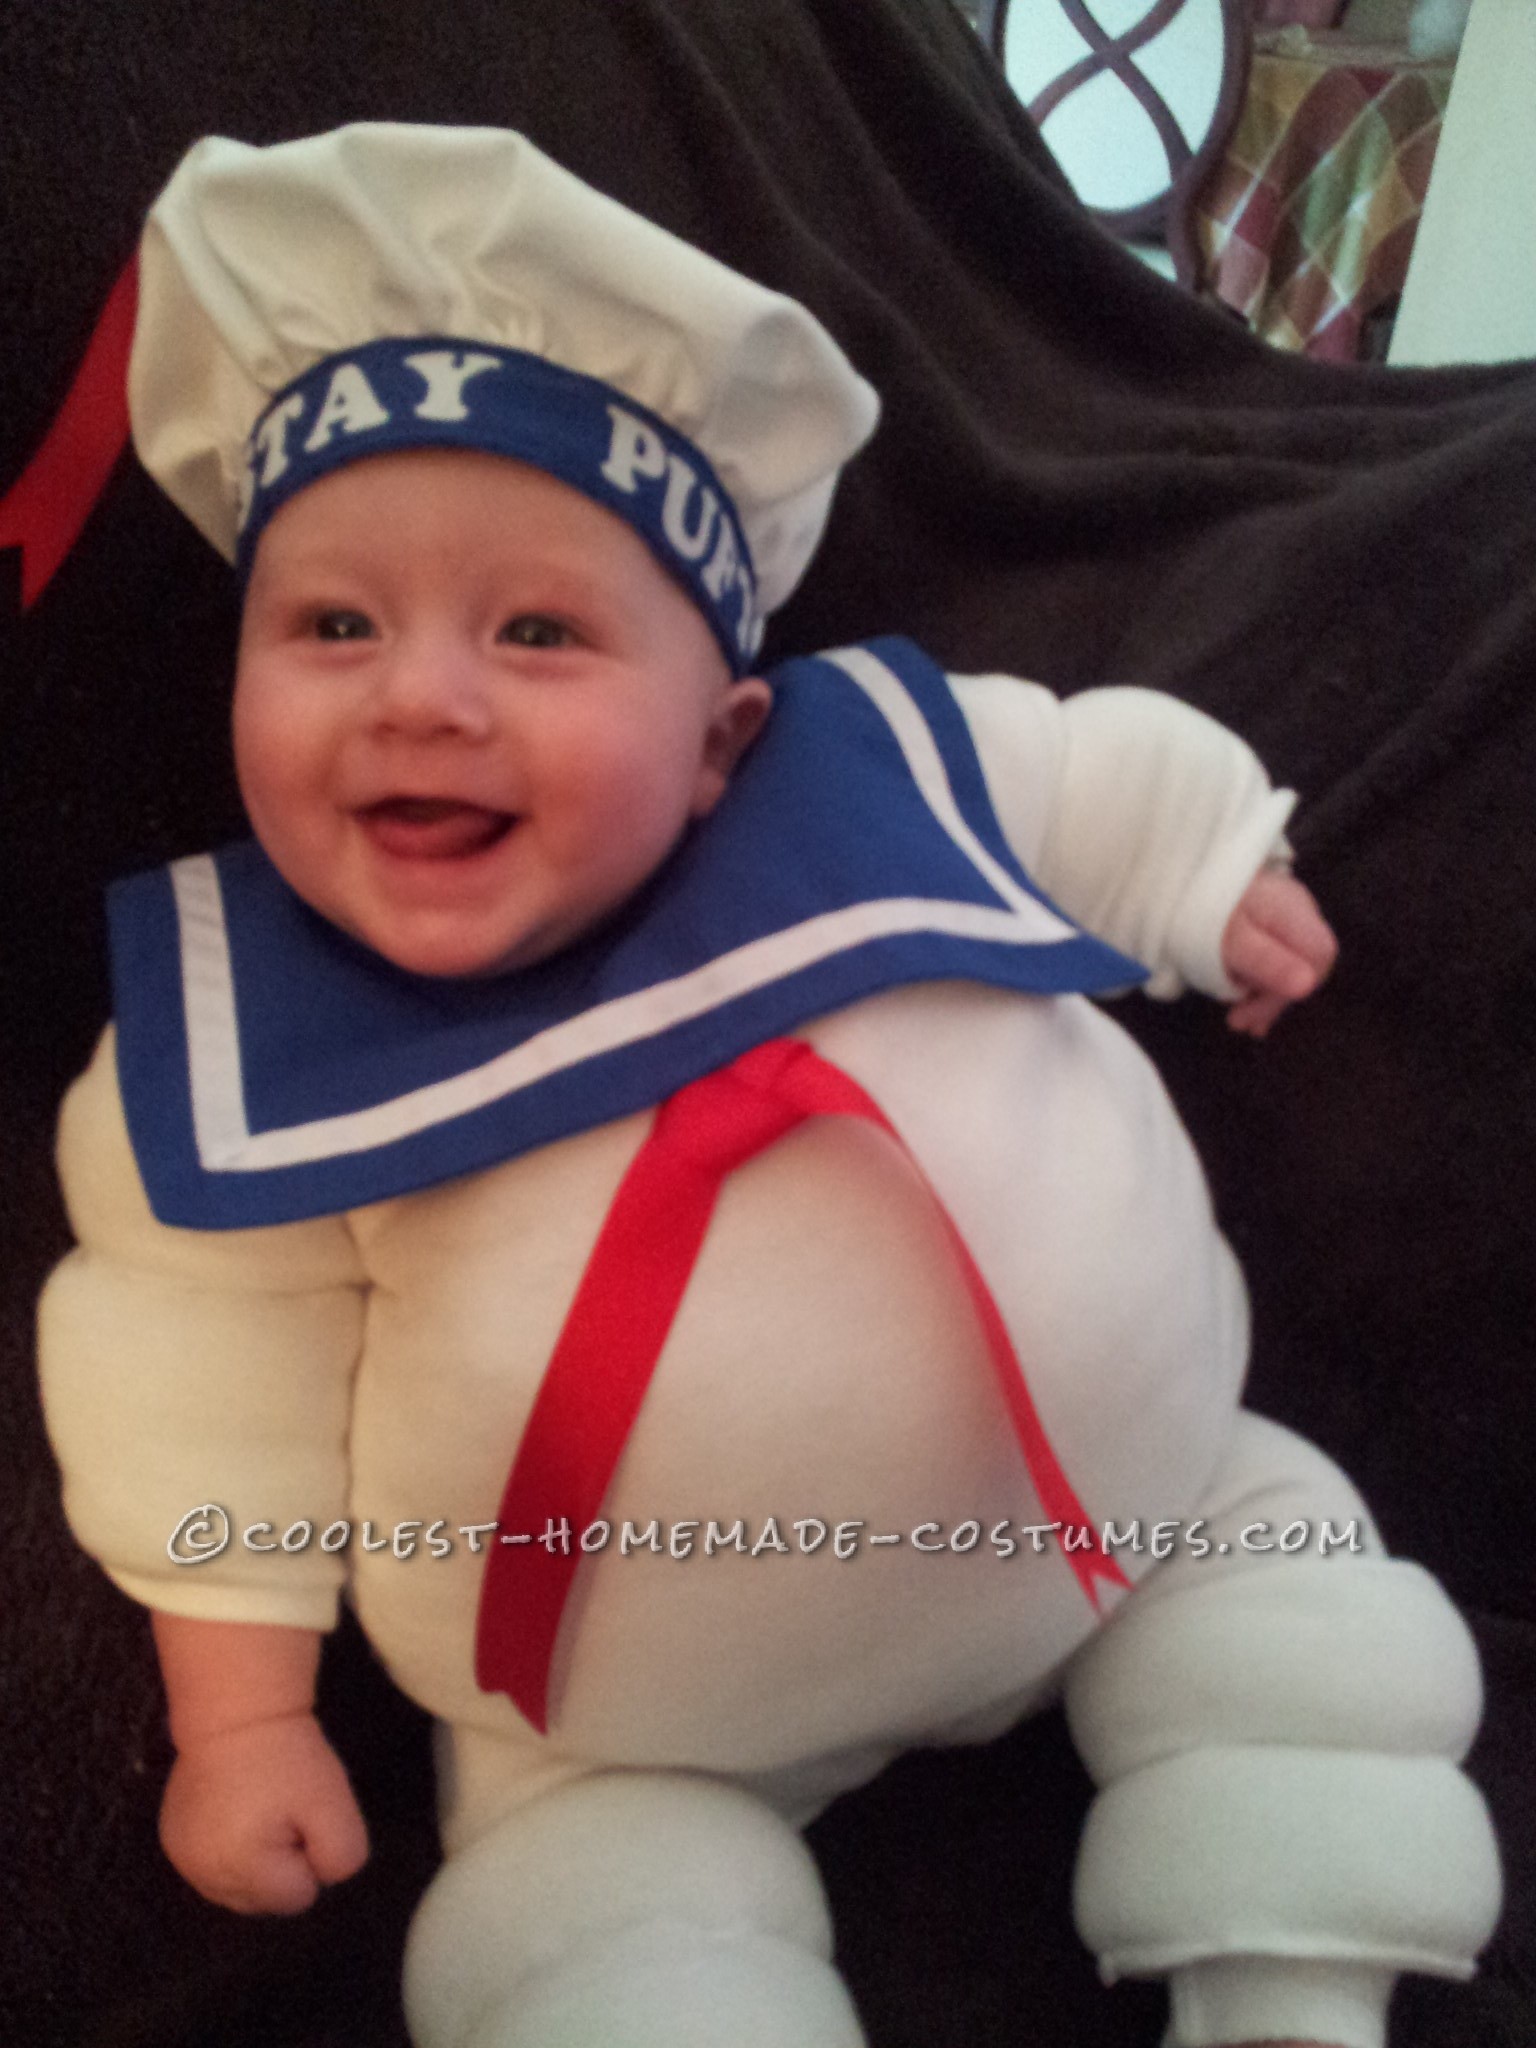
358 797 518 861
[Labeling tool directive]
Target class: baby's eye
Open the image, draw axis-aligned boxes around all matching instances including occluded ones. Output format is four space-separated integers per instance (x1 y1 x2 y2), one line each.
312 608 375 642
497 615 573 650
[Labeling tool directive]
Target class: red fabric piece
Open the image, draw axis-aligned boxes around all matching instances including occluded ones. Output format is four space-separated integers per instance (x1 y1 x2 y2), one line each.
0 258 137 610
476 1037 1128 1733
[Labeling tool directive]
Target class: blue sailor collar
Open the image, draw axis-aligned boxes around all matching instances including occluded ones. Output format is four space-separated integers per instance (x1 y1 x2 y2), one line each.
109 637 1145 1228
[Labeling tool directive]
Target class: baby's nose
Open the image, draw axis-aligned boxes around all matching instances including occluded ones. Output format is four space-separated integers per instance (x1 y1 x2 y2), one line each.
375 642 494 738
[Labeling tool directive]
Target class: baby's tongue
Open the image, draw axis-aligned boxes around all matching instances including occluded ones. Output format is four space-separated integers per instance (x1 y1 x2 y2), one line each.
366 798 509 859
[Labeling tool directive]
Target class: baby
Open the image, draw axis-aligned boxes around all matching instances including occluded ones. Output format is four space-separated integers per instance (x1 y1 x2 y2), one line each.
39 125 1499 2048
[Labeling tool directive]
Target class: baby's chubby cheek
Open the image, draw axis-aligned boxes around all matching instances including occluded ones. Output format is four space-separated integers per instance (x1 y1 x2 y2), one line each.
230 730 334 893
231 647 319 819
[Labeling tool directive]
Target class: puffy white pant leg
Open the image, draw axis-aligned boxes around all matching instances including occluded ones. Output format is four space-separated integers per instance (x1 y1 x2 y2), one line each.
1064 1413 1501 2048
402 1765 867 2048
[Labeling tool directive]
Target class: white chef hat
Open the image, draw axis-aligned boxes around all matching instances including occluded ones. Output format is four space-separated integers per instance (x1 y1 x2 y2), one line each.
129 123 880 670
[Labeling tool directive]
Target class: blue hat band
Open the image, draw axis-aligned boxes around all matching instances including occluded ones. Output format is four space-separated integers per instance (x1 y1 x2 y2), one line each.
236 337 761 670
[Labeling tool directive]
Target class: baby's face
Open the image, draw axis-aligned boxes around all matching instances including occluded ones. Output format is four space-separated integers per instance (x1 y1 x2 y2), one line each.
234 449 770 978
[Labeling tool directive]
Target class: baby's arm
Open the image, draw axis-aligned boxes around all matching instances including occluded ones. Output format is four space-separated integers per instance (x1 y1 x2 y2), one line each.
1222 864 1339 1038
38 1030 370 1910
951 674 1330 1021
153 1612 368 1914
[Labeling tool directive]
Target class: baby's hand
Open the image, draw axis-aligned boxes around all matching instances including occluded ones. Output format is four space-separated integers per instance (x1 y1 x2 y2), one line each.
1221 867 1339 1039
159 1709 369 1914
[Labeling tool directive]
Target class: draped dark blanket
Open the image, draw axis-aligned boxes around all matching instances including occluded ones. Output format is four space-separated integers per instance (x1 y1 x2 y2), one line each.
2 2 1530 2042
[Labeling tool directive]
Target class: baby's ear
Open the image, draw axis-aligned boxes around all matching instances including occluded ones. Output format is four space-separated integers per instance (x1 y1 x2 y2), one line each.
693 676 773 815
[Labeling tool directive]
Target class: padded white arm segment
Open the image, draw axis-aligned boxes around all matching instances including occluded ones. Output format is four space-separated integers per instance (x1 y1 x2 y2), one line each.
951 673 1295 999
37 1028 367 1626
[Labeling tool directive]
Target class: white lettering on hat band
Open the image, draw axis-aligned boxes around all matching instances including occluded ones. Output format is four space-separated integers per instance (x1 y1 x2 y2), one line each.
660 459 718 562
250 392 307 490
599 408 669 494
242 364 757 658
403 350 503 421
602 404 752 646
303 363 391 454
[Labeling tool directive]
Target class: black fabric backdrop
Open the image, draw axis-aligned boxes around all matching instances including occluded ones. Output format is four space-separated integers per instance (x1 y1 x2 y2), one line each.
2 2 1531 2044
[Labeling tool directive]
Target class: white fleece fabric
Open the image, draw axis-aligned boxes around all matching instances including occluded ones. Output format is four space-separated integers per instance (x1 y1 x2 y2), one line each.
38 674 1499 2048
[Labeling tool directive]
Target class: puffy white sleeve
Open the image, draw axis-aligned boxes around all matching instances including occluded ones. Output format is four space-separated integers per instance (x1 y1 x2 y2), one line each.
949 673 1297 999
37 1027 368 1629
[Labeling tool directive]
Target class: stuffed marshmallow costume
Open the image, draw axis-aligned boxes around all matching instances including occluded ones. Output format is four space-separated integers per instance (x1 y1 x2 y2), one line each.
39 125 1499 2048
